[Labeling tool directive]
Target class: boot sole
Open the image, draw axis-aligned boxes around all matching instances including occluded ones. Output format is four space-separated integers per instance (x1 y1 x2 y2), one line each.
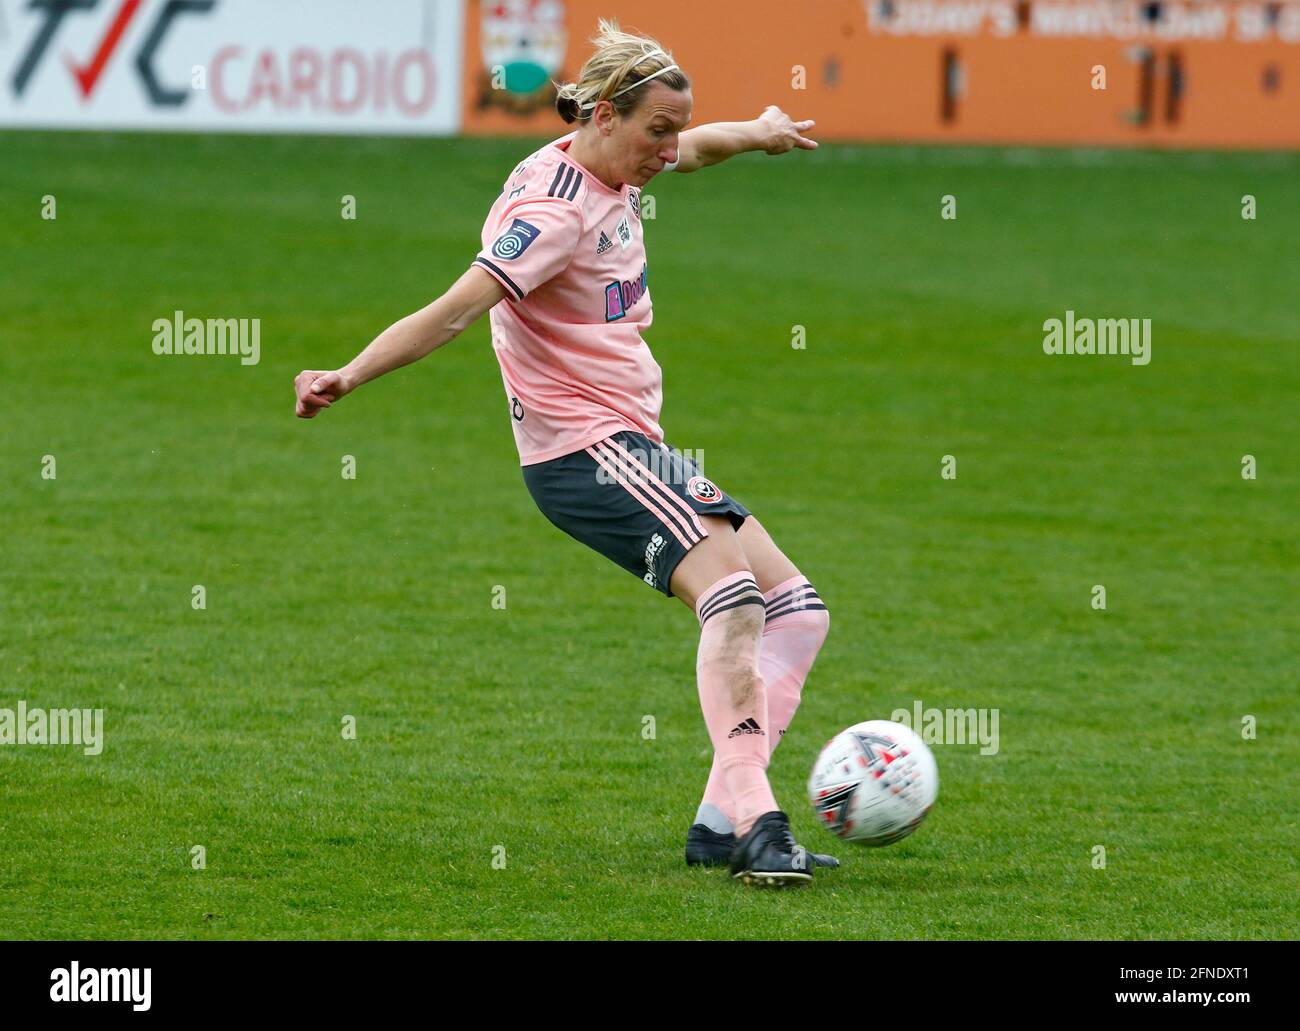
733 869 813 887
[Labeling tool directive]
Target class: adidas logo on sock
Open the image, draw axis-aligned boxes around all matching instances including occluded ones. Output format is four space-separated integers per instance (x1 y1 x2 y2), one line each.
728 718 765 738
596 231 613 255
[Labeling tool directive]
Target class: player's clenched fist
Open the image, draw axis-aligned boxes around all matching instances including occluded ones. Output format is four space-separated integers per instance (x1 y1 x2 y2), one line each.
294 369 351 418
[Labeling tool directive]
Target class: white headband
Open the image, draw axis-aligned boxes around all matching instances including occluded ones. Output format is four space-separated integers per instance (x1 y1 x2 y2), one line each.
579 53 680 111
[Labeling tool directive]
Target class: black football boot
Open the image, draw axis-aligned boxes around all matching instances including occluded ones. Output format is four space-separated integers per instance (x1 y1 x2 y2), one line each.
687 821 840 870
728 811 815 886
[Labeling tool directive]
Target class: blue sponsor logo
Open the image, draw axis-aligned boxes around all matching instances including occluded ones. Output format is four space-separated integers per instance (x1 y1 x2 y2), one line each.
491 218 541 260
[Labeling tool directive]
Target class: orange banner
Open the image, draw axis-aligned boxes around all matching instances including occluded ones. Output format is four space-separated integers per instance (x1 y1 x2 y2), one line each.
461 0 1300 149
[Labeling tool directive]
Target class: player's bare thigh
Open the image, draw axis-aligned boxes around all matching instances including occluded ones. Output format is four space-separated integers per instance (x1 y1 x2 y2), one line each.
671 515 801 612
737 515 801 593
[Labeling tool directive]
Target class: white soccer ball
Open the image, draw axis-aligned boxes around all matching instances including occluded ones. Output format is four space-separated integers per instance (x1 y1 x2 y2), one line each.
808 719 939 846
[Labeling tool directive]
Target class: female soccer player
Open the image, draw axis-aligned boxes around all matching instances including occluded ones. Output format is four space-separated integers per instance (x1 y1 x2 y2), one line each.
294 20 832 886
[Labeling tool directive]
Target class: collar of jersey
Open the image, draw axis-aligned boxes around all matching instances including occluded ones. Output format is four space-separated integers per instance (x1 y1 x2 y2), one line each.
552 136 627 199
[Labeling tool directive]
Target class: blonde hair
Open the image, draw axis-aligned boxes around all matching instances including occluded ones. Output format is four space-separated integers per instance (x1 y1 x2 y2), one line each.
554 19 689 125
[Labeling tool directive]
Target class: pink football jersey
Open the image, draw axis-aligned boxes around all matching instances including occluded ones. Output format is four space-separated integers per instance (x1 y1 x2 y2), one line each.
473 132 664 465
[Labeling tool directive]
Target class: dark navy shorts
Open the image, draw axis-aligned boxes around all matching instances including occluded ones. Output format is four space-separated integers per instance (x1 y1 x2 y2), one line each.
522 430 751 597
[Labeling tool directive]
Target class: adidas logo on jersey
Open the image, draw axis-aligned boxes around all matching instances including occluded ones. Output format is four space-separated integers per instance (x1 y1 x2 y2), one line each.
728 718 765 739
596 231 613 255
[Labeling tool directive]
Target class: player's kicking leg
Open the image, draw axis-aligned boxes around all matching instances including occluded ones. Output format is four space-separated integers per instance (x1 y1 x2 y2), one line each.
671 515 825 886
680 515 837 872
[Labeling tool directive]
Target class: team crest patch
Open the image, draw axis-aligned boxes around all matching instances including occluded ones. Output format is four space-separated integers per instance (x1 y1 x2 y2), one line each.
629 189 640 220
491 218 541 260
687 475 721 504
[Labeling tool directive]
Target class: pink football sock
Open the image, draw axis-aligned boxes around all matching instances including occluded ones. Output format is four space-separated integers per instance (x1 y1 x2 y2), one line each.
695 575 830 835
694 571 777 838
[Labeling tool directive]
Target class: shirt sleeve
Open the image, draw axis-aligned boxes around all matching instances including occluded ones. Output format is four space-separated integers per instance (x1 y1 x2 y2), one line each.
473 198 583 301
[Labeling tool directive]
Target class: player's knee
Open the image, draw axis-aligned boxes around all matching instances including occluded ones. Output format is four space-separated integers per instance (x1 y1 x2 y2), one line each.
791 605 829 707
771 588 829 640
791 582 829 648
804 607 830 686
809 602 830 646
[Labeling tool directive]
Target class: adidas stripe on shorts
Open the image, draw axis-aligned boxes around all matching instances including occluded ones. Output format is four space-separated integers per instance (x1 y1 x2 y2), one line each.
522 429 751 597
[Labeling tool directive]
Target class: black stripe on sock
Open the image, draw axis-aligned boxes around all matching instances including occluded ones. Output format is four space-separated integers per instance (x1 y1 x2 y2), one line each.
765 600 828 621
700 587 762 625
700 595 765 627
764 582 819 611
698 577 761 624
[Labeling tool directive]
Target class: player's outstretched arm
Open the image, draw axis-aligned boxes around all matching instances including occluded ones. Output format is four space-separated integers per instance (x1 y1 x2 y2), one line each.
673 105 817 174
294 264 506 418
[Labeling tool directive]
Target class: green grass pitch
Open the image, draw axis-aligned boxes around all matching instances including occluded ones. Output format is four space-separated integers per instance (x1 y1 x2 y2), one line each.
2 130 1297 939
